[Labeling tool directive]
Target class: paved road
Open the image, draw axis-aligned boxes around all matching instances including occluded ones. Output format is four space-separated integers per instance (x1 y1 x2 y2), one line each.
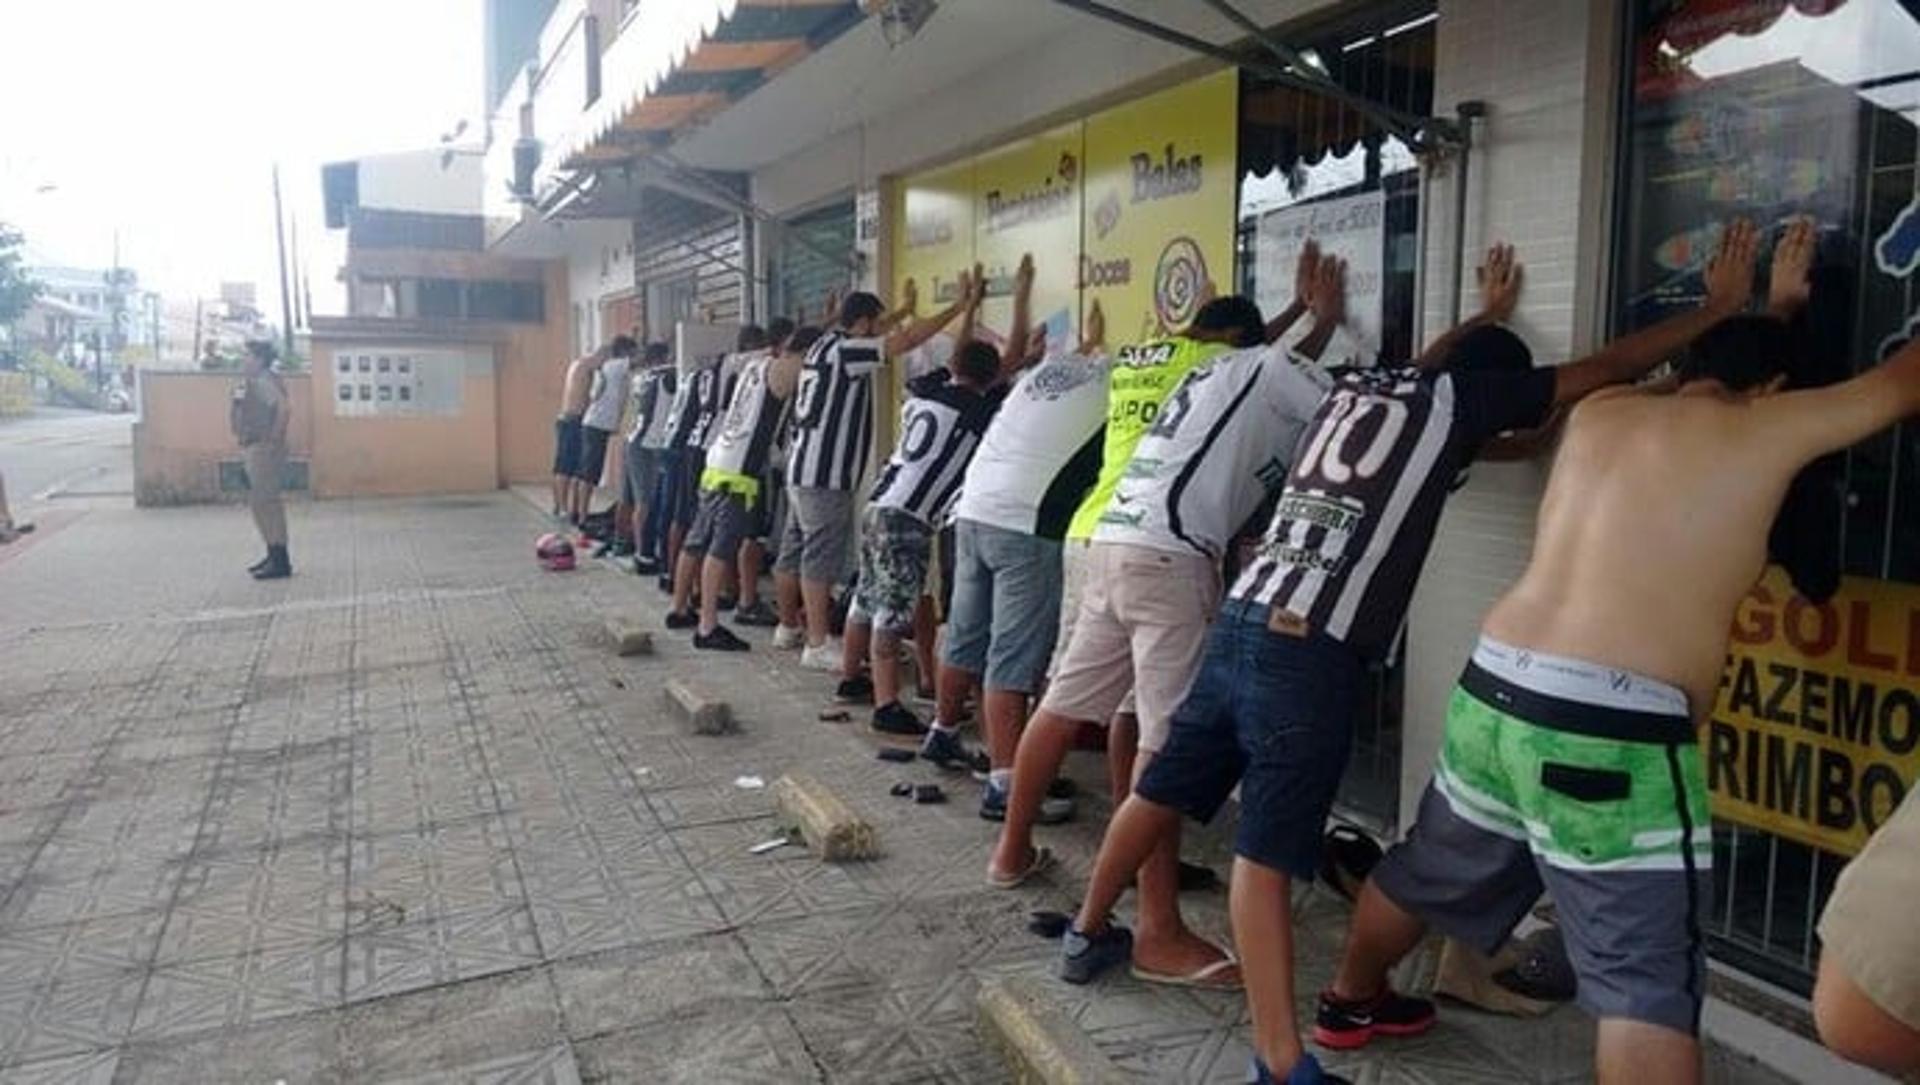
0 491 1817 1084
0 408 134 510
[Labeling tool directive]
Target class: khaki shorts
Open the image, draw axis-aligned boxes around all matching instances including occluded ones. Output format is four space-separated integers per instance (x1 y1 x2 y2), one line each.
1820 786 1920 1032
1039 541 1220 752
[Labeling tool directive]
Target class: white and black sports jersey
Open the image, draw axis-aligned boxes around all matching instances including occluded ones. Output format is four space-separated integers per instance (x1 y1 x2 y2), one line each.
704 353 786 483
627 367 675 449
697 350 756 450
1232 365 1556 655
953 351 1110 540
870 371 1008 527
788 331 884 491
1094 345 1331 560
665 361 720 453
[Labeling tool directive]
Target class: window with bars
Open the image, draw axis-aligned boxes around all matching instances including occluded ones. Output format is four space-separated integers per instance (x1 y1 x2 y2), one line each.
1235 1 1437 834
1617 0 1920 994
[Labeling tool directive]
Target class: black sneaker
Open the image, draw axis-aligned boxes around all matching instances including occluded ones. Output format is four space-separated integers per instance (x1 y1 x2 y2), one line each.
633 555 660 576
717 595 738 612
918 727 974 769
1313 988 1436 1051
665 610 698 630
657 573 673 593
835 674 874 705
609 539 635 557
1058 924 1133 985
871 701 927 737
735 600 779 627
693 625 751 652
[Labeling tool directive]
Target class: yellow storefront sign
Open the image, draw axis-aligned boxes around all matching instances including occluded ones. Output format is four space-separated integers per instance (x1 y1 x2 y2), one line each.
890 69 1239 357
1709 567 1920 856
1082 70 1239 346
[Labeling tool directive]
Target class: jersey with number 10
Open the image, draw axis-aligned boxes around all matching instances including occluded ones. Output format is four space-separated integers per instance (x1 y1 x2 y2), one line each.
1065 336 1228 540
1231 365 1556 655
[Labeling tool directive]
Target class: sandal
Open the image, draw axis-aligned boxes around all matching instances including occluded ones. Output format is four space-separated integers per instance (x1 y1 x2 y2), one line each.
1131 949 1243 991
987 846 1054 890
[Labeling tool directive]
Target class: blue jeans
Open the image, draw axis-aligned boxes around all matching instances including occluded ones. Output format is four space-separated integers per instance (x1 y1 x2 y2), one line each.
1134 598 1365 879
940 519 1063 694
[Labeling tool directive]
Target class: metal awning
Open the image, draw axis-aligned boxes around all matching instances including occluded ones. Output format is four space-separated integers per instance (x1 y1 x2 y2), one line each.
553 0 864 168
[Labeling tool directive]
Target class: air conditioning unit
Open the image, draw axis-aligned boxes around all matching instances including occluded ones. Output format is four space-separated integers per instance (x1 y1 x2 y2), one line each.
510 137 542 201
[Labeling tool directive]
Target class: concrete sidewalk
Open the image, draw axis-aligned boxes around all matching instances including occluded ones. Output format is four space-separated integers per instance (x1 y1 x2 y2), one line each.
0 494 1801 1083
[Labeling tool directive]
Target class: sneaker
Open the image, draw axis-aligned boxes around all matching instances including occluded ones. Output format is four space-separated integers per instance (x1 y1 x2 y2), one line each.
773 625 806 650
608 539 635 558
836 674 875 705
717 595 738 612
735 601 779 627
1253 1053 1349 1084
656 573 673 593
633 555 660 576
693 625 751 652
1059 924 1133 985
1313 988 1436 1051
665 610 698 630
918 727 974 769
800 640 842 671
871 701 926 737
976 778 1074 824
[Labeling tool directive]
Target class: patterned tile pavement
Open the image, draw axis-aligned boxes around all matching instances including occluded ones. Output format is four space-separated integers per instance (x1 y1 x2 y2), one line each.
0 494 1804 1083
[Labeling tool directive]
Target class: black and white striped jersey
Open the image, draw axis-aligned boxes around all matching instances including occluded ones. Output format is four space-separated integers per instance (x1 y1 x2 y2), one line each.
1230 365 1555 655
869 371 1008 527
627 366 676 449
665 361 719 453
787 331 885 491
1094 344 1331 560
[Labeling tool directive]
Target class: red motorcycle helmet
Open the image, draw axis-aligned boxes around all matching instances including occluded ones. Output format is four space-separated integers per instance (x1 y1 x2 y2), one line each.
535 532 576 571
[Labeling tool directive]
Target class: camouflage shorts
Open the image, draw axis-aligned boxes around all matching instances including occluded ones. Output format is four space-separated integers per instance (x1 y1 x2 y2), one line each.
855 505 932 635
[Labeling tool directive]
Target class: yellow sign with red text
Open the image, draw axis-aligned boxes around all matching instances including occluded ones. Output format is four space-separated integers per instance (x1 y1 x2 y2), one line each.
1709 568 1920 856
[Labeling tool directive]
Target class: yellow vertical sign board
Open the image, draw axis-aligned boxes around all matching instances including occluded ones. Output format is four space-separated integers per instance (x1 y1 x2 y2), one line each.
892 159 974 315
890 70 1240 366
1710 567 1920 856
970 123 1083 349
1082 70 1240 347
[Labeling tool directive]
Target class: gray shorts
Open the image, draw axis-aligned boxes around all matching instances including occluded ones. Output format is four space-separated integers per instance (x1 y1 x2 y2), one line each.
623 442 666 508
941 519 1062 694
774 485 854 583
683 489 752 564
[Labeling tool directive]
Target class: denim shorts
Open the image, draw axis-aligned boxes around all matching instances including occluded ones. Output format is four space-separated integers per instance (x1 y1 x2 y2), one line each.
1134 598 1364 880
941 519 1063 695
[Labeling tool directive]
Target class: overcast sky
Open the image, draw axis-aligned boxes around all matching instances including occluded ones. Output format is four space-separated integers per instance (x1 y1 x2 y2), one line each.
0 0 483 315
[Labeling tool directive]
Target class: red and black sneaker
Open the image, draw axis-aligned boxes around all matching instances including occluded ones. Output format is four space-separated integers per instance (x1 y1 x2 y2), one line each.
1313 988 1436 1050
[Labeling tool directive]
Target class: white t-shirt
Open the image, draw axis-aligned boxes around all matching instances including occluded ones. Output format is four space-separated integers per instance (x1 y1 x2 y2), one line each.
951 350 1110 539
1093 344 1331 560
582 356 631 432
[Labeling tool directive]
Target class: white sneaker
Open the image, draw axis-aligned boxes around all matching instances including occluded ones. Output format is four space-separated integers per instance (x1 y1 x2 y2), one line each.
772 625 805 650
800 639 843 671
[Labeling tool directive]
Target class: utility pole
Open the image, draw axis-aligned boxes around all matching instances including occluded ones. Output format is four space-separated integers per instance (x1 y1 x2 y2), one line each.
289 212 304 329
272 164 294 358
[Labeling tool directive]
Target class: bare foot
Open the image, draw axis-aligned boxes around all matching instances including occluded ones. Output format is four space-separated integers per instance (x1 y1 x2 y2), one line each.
1131 926 1242 988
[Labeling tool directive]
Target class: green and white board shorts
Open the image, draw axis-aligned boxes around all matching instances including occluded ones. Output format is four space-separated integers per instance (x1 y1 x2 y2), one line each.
1374 636 1713 1036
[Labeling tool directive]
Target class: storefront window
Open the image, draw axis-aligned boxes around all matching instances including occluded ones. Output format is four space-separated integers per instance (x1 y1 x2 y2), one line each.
1237 2 1436 832
772 202 856 322
1618 0 1920 993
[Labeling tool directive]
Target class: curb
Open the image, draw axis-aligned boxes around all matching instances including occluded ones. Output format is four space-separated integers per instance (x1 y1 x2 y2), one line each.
771 773 879 861
976 977 1135 1084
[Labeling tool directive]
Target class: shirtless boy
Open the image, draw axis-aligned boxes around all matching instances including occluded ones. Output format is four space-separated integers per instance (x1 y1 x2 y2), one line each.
554 345 609 522
1322 218 1920 1084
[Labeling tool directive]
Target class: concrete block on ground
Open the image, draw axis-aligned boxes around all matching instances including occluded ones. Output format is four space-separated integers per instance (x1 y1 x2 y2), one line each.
663 678 733 735
604 618 653 657
977 976 1136 1085
771 773 878 861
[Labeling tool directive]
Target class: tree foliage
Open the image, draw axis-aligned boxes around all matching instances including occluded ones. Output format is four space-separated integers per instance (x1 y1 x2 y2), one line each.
0 223 41 326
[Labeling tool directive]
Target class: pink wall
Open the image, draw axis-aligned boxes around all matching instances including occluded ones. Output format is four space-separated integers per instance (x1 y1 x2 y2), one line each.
308 343 500 498
133 371 314 506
